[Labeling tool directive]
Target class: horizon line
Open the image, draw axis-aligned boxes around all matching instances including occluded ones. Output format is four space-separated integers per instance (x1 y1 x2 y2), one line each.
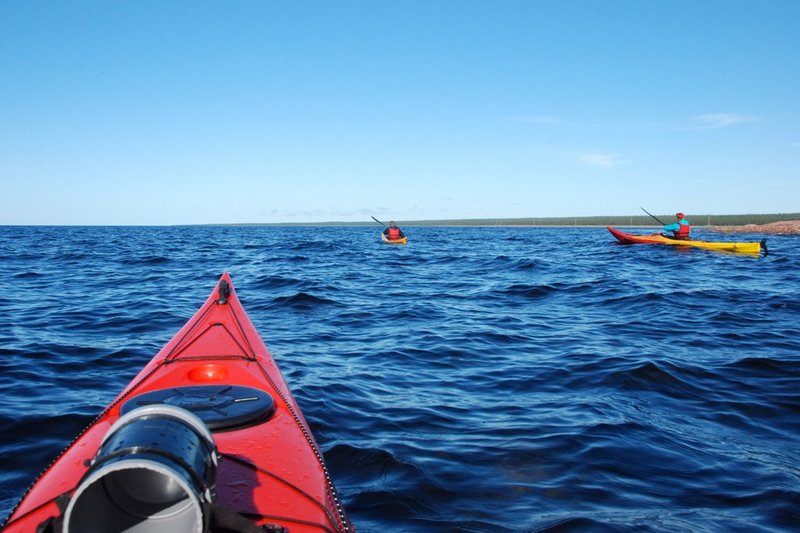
2 212 798 228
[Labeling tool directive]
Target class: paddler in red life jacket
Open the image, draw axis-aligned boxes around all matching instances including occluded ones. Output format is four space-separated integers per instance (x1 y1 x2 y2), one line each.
663 212 691 240
383 221 405 240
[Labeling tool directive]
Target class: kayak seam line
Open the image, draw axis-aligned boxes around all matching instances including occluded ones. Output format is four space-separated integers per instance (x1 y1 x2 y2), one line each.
225 296 350 531
253 358 351 533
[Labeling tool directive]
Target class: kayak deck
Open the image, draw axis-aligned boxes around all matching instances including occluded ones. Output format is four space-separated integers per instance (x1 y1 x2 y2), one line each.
3 273 353 533
381 233 407 244
607 226 767 255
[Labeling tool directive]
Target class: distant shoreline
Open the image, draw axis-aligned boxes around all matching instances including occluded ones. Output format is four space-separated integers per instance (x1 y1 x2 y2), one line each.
4 213 799 228
709 220 800 235
234 213 800 228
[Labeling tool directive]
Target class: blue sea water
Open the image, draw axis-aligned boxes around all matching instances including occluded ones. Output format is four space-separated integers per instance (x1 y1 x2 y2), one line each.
0 225 798 532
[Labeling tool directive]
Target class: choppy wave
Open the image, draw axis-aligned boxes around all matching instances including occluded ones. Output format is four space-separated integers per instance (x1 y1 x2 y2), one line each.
1 225 799 531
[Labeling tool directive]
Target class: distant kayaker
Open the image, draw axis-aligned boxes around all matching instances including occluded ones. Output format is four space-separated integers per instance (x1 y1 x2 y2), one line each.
663 212 691 240
383 221 405 240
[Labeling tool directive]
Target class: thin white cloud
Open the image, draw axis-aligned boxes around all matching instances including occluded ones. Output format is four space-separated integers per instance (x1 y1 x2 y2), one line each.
694 113 759 129
505 113 760 133
577 151 626 168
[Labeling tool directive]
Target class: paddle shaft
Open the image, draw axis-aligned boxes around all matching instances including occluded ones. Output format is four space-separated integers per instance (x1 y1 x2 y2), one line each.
640 207 666 226
371 216 387 227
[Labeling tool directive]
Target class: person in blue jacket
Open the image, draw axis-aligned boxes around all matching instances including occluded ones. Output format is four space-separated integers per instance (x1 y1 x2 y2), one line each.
663 212 691 239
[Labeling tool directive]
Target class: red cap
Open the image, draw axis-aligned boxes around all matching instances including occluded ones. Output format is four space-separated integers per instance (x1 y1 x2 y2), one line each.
676 212 685 219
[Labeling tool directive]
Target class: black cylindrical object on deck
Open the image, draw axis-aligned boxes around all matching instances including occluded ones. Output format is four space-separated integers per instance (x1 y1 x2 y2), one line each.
64 404 217 533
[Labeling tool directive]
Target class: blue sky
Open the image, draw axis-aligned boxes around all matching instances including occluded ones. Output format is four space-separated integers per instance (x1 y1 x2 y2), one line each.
1 1 798 225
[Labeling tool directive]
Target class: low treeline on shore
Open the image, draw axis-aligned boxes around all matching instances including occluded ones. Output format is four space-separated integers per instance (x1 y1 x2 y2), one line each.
397 213 800 227
264 213 800 228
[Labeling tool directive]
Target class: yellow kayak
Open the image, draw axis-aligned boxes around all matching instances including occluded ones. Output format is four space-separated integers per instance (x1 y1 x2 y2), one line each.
608 226 767 255
381 234 407 245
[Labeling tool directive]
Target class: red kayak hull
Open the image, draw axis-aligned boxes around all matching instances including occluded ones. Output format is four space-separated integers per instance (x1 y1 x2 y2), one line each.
3 273 352 533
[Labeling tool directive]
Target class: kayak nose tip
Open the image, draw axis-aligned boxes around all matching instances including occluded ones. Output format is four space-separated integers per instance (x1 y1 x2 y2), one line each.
217 279 231 304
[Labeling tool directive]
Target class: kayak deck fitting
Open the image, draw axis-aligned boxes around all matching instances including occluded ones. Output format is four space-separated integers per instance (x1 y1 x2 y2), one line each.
607 226 767 255
3 273 353 533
